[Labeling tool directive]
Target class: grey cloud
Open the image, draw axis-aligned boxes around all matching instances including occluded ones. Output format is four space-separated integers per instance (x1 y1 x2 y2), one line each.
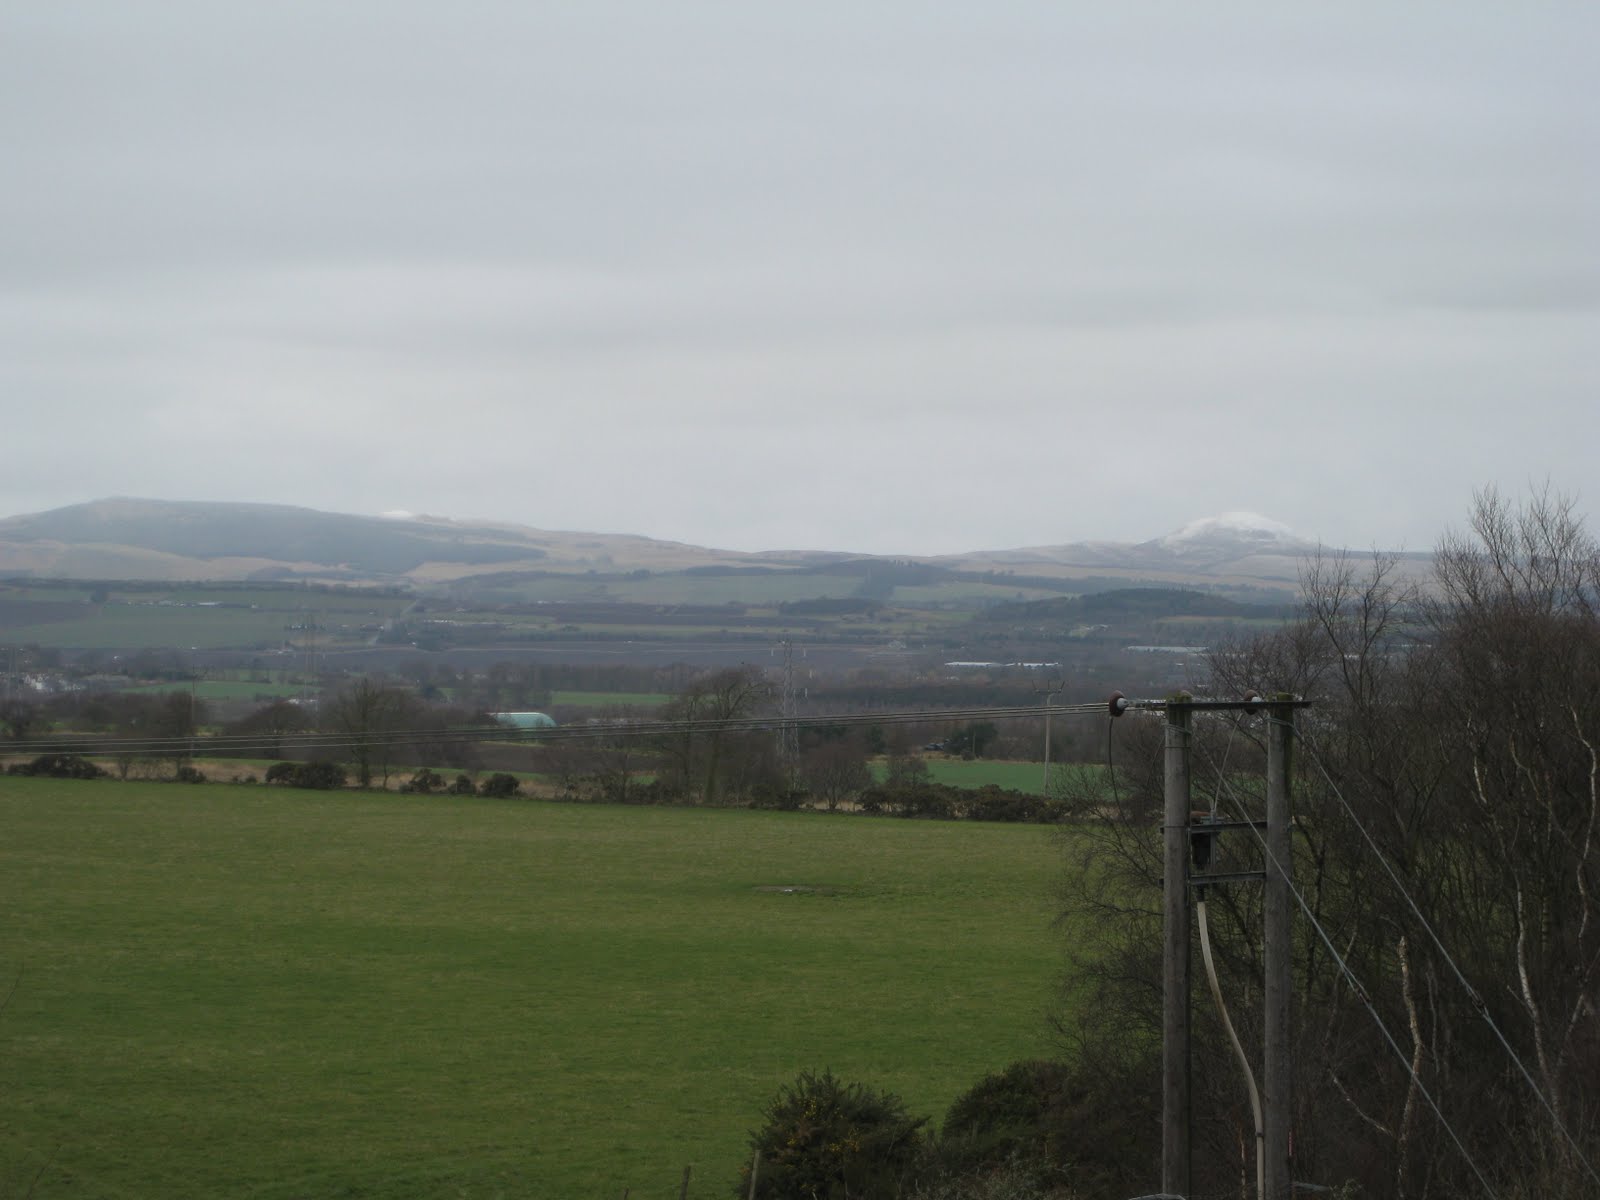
1 2 1595 556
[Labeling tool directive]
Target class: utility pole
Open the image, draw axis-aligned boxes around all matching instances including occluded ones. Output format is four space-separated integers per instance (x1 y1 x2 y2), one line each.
1264 700 1296 1199
1033 672 1064 794
777 639 798 790
1112 689 1308 1200
1162 697 1193 1199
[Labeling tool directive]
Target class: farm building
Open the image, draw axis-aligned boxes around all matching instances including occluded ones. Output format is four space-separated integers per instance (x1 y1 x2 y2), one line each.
491 711 557 730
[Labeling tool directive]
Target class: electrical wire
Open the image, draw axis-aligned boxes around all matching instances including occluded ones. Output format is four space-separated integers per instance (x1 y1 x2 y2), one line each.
1105 717 1121 808
1191 718 1265 1197
1196 897 1265 1199
17 701 1117 761
1211 721 1502 1200
1296 730 1600 1191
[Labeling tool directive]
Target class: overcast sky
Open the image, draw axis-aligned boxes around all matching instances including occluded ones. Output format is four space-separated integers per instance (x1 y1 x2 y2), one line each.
3 3 1595 555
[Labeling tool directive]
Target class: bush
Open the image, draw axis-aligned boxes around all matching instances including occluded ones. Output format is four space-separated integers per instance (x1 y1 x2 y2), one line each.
401 768 444 794
739 1070 927 1200
909 1155 1079 1200
961 787 1061 824
8 753 104 779
939 1060 1072 1176
937 1060 1150 1198
478 772 520 798
857 786 891 814
296 761 347 790
173 765 206 784
264 761 347 790
449 774 475 795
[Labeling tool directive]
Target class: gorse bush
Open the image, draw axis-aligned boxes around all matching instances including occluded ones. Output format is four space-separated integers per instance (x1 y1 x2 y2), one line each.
7 753 104 779
739 1070 927 1200
263 760 347 789
935 1059 1148 1193
477 772 520 798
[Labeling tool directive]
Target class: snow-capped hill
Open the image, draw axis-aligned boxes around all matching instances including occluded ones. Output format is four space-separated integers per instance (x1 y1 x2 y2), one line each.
1133 511 1318 572
1153 512 1303 550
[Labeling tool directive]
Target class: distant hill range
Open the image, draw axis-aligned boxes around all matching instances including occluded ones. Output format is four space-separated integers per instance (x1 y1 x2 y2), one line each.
0 498 1425 594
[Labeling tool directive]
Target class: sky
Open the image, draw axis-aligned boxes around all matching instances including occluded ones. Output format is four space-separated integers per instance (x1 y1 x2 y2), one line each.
3 2 1596 556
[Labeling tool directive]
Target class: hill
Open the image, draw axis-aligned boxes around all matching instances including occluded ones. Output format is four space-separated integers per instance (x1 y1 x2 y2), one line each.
0 499 1426 596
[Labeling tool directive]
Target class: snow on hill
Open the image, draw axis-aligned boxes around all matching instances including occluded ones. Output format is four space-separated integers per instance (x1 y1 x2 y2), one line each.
1152 511 1302 549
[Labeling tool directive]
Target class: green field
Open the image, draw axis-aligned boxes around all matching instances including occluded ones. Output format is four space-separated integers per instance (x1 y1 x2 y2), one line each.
0 781 1067 1198
871 757 1053 794
548 689 670 709
124 680 312 702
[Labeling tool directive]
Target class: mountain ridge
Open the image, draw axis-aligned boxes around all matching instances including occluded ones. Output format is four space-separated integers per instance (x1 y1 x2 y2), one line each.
0 498 1424 591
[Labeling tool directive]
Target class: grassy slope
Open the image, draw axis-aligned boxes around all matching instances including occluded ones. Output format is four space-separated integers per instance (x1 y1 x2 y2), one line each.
871 757 1074 794
0 781 1067 1199
548 689 670 709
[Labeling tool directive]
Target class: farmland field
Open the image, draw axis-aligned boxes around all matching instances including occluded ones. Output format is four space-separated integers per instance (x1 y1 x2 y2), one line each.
123 679 312 702
0 780 1068 1198
873 756 1069 794
548 689 670 709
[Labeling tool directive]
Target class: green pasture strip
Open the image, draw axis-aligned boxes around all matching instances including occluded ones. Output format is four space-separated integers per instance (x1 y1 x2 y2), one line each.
0 607 296 650
0 782 1067 1199
887 583 1060 605
871 757 1051 794
121 680 311 701
549 690 670 709
151 588 410 615
1153 614 1284 629
605 574 856 606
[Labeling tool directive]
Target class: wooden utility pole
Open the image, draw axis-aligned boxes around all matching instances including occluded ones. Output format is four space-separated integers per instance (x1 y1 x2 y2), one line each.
1264 702 1296 1199
1162 699 1193 1198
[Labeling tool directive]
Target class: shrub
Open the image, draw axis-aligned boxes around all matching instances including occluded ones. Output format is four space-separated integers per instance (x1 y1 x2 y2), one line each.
449 774 475 795
173 765 206 784
739 1070 927 1200
8 753 104 779
295 761 347 790
888 783 957 820
401 768 444 794
909 1154 1079 1200
962 787 1061 824
939 1060 1072 1176
263 761 347 790
937 1060 1150 1198
857 786 890 814
478 772 520 798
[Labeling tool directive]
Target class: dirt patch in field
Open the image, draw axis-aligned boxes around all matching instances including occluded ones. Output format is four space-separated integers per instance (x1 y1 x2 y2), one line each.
752 884 837 895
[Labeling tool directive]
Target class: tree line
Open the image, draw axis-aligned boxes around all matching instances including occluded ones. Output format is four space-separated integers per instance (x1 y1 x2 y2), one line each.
1055 488 1600 1198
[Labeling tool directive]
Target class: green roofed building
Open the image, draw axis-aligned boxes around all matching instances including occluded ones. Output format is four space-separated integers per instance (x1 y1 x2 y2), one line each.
492 711 557 730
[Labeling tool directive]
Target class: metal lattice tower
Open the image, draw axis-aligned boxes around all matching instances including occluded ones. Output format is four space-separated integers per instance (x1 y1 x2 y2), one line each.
779 639 799 778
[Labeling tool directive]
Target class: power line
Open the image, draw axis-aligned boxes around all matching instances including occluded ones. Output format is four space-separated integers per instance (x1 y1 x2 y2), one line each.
21 700 1117 760
1205 733 1502 1200
1297 730 1600 1191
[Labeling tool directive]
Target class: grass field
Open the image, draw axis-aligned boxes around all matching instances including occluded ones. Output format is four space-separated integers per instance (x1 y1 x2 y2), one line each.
0 605 297 651
0 781 1068 1199
871 757 1054 794
123 680 312 702
548 689 670 709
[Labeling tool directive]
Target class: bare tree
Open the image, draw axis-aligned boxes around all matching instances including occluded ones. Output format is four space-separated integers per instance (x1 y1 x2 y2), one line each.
325 677 409 788
1057 490 1600 1200
800 735 873 811
658 665 776 804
